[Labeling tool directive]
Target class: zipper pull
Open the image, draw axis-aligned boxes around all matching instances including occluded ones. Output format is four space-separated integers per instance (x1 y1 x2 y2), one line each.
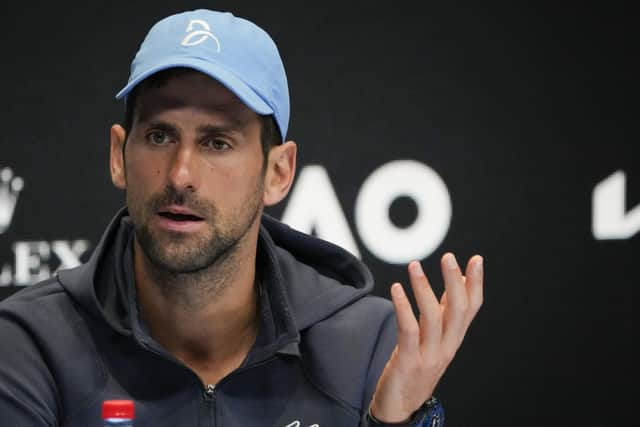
204 384 216 399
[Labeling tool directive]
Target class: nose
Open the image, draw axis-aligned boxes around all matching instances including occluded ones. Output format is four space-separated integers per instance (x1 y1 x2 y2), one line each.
167 143 199 192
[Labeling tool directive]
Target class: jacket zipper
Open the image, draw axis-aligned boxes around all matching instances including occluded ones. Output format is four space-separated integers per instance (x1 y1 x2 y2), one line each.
136 336 283 425
133 337 217 425
200 355 281 425
203 384 216 427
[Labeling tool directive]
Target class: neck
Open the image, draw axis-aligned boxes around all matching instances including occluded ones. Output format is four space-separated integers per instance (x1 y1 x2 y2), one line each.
132 225 261 383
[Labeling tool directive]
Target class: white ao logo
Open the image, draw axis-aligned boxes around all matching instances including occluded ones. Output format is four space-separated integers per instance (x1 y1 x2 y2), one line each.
0 167 24 234
282 160 452 264
181 19 221 51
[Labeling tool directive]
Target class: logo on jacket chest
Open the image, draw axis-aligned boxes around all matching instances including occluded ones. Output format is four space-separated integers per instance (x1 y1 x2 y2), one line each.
285 421 319 427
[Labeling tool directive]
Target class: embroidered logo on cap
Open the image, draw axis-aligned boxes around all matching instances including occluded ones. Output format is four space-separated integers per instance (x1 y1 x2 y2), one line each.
181 19 221 51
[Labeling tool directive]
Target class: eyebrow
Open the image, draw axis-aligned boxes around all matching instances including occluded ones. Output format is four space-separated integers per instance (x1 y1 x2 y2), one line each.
145 121 239 137
147 121 181 138
196 124 238 135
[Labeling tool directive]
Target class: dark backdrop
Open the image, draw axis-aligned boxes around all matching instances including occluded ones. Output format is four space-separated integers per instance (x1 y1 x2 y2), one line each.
0 1 634 426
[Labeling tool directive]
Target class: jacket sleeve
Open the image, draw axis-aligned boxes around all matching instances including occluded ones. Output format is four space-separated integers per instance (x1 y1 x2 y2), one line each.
0 306 59 426
359 307 445 427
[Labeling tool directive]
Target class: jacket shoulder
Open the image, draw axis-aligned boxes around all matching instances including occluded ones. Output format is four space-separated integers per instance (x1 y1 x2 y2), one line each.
0 275 105 425
0 275 89 332
1 276 65 305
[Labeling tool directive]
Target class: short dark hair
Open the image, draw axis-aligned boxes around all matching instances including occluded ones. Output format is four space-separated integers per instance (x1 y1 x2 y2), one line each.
122 68 281 168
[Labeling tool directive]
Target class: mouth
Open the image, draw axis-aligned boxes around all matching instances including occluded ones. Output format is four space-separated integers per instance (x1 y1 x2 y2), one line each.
155 206 205 231
157 211 203 222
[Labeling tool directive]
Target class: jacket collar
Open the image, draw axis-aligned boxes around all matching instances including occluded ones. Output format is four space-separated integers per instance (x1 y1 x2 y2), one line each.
58 207 374 362
58 208 301 361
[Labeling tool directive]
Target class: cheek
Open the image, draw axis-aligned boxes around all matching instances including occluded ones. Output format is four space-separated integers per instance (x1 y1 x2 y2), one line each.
201 158 263 200
124 154 165 195
203 150 262 181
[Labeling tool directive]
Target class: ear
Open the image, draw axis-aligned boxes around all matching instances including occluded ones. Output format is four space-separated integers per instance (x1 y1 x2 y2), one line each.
263 140 297 206
110 124 127 189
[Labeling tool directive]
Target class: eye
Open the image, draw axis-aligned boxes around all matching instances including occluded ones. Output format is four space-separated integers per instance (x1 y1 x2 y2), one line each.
147 130 171 145
203 139 232 151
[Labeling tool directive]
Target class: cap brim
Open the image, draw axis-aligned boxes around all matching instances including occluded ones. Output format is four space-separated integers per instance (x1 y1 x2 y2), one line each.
115 57 273 116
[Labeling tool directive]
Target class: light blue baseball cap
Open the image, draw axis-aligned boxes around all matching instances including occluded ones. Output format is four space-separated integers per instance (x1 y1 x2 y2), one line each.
116 9 290 141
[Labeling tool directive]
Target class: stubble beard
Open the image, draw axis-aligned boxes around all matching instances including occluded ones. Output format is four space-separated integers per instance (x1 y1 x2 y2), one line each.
128 183 263 280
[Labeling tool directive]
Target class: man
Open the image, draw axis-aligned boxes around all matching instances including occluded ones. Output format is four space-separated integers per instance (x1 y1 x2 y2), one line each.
0 9 483 426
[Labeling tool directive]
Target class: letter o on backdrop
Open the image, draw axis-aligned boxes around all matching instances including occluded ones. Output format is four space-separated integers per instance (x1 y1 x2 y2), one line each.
355 160 452 264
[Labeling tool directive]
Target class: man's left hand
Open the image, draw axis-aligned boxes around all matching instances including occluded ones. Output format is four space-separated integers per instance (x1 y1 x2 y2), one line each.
369 253 484 423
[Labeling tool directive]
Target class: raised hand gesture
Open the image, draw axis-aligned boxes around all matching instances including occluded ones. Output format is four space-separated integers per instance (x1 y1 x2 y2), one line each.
369 253 484 423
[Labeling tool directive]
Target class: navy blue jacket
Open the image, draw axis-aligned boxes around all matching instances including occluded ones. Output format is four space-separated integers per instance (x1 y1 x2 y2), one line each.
0 210 443 426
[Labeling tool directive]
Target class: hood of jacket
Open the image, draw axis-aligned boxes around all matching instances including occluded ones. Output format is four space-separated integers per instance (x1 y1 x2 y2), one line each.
57 208 374 351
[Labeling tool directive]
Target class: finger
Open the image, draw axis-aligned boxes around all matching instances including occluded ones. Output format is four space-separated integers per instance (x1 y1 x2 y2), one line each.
441 253 469 352
407 261 442 352
464 255 484 321
390 282 420 355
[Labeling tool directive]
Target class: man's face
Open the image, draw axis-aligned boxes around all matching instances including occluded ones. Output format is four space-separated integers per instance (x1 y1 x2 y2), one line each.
120 71 266 273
